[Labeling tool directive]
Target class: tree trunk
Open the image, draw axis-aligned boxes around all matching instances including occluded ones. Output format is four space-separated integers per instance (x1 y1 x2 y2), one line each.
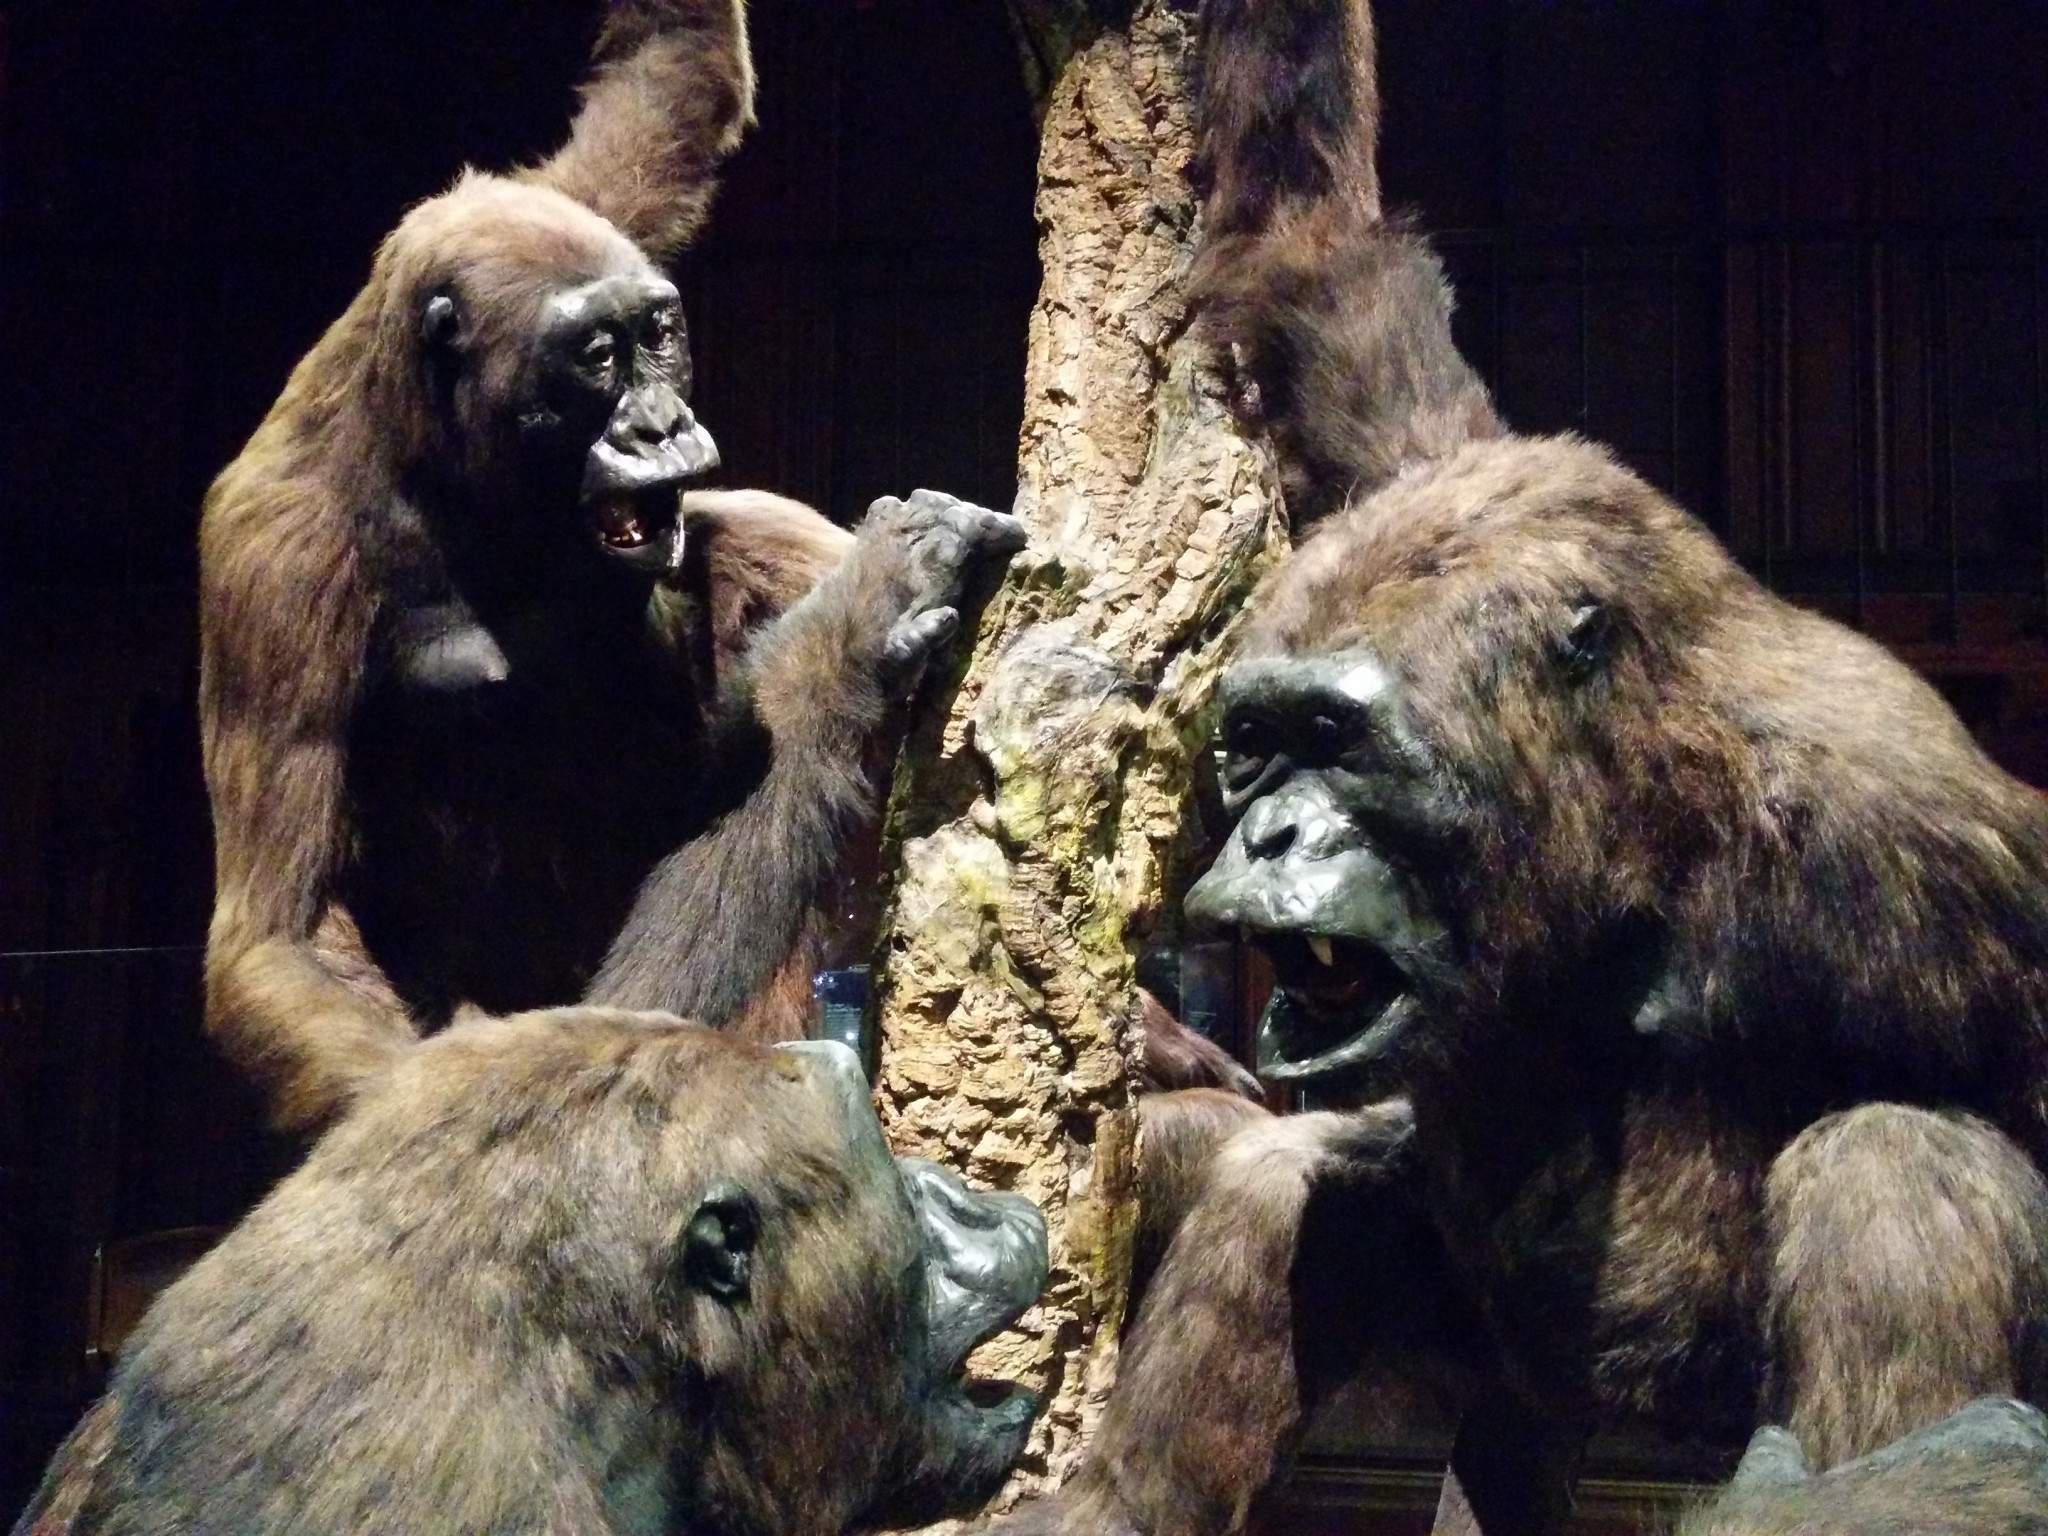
870 0 1284 1512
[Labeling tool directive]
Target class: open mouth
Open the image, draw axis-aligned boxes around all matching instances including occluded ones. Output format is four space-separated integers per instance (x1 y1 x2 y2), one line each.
1250 928 1421 1084
585 487 684 573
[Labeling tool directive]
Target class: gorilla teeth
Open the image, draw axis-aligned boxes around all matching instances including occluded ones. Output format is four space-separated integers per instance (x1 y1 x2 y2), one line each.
1306 935 1335 967
594 498 649 548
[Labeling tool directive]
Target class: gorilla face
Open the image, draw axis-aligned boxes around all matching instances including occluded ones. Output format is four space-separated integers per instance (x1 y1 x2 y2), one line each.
768 1040 1047 1528
1182 443 1740 1095
1185 650 1461 1090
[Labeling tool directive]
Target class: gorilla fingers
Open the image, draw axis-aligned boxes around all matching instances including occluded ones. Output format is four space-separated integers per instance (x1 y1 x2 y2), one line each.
586 491 1026 1028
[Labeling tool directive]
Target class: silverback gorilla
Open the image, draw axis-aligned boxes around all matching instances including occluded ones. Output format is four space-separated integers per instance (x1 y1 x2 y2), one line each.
11 1019 1048 1535
990 1 2048 1532
199 0 1023 1132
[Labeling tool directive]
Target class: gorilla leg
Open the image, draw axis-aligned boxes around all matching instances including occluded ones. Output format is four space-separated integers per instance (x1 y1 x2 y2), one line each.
1764 1103 2048 1470
995 1100 1476 1536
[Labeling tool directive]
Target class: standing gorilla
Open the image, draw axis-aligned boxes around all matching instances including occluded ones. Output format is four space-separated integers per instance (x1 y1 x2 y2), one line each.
993 1 2048 1532
200 0 1023 1131
12 1017 1048 1534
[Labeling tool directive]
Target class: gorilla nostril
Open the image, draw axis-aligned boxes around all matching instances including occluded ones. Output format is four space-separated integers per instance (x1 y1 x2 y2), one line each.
1243 808 1299 862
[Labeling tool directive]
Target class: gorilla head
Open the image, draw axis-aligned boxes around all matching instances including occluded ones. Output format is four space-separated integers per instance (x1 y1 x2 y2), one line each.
1186 436 2048 1100
18 1014 1047 1536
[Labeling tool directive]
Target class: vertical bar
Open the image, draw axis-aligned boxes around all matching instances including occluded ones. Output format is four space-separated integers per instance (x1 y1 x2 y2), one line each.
1757 238 1775 590
1491 236 1505 393
972 254 988 498
1940 239 1960 642
1870 238 1890 555
1778 238 1796 567
2035 238 2046 632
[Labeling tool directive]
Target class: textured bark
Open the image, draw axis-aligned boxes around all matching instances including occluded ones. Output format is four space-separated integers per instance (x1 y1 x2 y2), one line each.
871 0 1285 1515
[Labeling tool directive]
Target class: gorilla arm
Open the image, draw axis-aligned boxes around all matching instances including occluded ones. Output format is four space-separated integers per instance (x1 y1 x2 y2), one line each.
1188 0 1499 531
589 491 1025 1030
199 449 420 1134
669 489 857 690
529 0 754 264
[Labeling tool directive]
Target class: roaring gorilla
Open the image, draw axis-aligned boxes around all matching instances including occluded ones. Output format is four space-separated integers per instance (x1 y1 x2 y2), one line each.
992 1 2048 1533
12 1017 1049 1534
199 0 1024 1131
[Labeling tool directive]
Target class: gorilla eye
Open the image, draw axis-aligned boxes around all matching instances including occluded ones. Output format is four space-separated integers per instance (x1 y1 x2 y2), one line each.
578 330 618 377
644 306 681 352
681 1186 759 1304
1307 714 1345 759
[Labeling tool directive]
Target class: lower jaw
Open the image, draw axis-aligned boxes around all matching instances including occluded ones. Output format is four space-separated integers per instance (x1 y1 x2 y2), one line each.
1257 989 1422 1088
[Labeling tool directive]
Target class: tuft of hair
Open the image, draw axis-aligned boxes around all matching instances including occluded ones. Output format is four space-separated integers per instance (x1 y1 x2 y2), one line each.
1765 1106 2048 1471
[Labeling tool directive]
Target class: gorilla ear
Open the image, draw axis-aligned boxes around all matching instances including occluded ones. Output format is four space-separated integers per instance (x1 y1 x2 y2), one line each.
1555 599 1617 680
681 1184 759 1304
419 291 461 354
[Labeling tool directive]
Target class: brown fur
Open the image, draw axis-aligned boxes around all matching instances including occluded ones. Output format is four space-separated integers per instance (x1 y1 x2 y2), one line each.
1130 1089 1274 1307
529 0 755 262
11 1012 1024 1535
1187 0 1500 533
1765 1107 2048 1470
197 5 925 1134
1135 989 1265 1100
989 2 2048 1532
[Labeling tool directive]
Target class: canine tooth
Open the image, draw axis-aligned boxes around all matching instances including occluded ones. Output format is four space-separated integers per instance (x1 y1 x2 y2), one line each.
1306 934 1334 967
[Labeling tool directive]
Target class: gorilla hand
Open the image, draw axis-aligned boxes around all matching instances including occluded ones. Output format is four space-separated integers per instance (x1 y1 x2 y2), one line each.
857 489 1028 691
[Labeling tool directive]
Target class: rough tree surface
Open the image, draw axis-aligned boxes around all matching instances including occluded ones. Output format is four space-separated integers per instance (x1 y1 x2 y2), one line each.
871 0 1285 1514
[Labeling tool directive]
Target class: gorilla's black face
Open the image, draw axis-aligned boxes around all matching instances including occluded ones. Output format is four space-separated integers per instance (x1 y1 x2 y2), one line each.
425 268 720 584
1185 650 1461 1091
531 271 719 576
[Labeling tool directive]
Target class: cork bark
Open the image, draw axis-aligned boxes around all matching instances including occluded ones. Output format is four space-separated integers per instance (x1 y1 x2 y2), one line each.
871 0 1285 1513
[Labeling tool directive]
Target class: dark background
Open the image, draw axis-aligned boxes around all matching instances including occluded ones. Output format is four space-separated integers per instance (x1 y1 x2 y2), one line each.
3 0 2047 1518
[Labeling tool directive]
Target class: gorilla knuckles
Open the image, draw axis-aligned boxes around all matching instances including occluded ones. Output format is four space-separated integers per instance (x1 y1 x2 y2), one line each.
16 1020 1047 1536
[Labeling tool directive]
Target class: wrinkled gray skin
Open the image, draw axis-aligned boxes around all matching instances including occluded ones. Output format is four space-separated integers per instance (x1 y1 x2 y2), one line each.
1680 1398 2048 1535
1185 650 1459 1088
